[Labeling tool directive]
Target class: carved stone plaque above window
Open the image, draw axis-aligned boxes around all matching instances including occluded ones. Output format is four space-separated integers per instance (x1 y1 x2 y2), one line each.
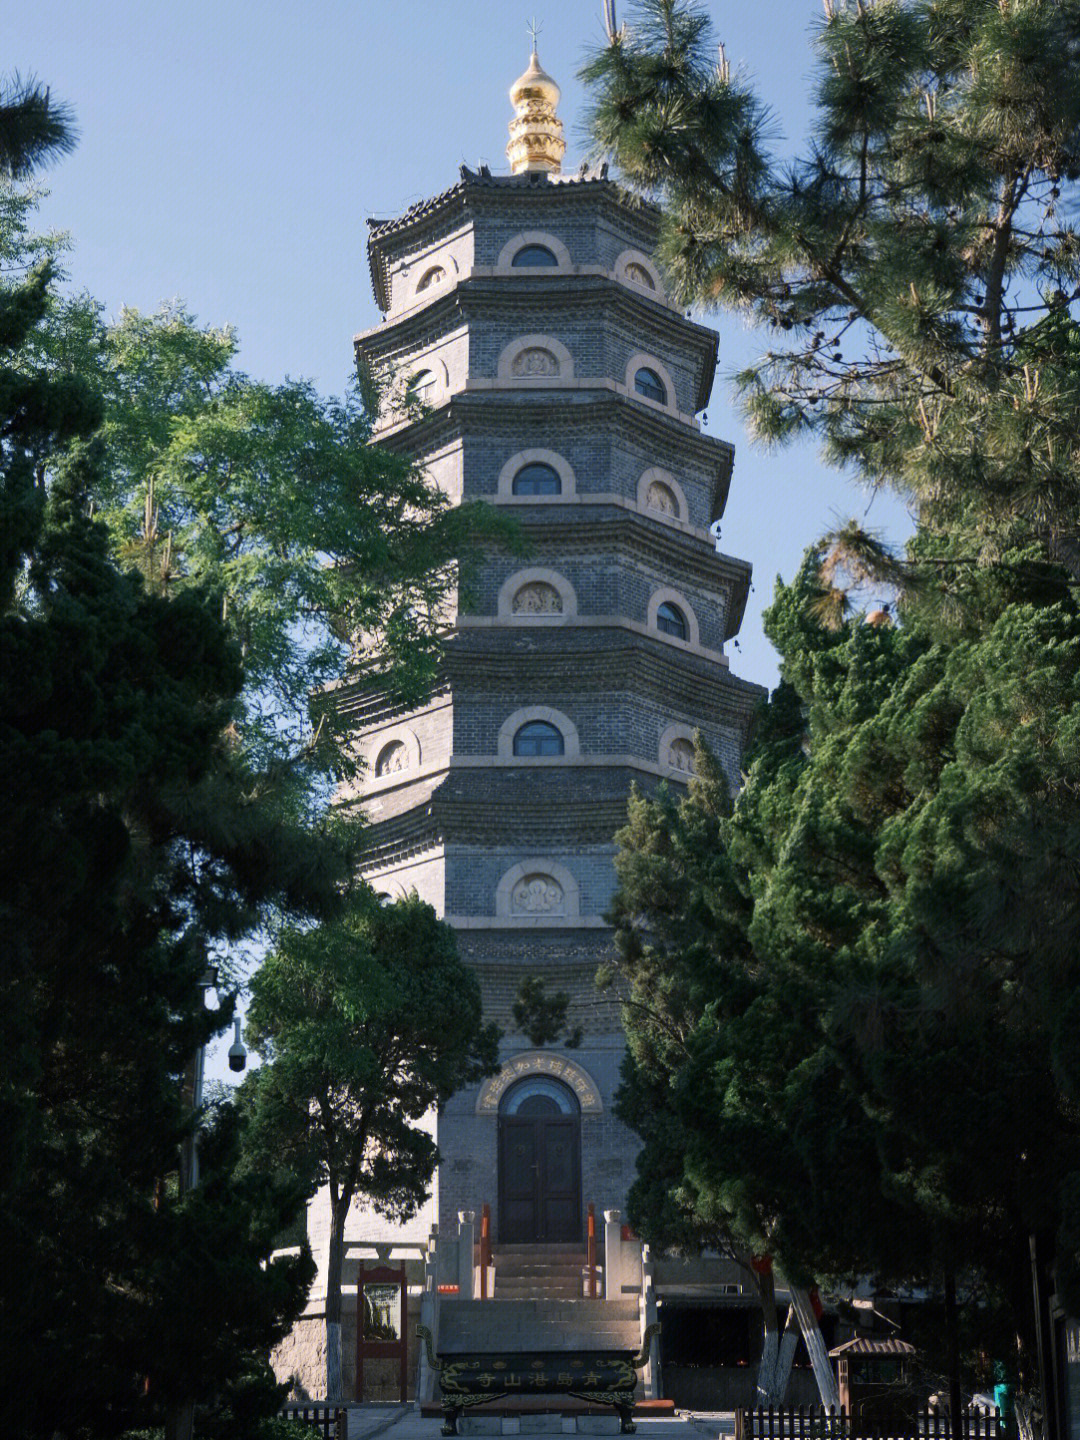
668 737 696 773
625 261 655 289
646 480 678 516
512 581 563 615
511 346 559 378
511 874 566 915
375 740 409 776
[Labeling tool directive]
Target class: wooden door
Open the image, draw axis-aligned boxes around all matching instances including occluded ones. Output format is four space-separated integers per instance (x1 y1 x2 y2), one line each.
538 1115 580 1243
499 1105 581 1244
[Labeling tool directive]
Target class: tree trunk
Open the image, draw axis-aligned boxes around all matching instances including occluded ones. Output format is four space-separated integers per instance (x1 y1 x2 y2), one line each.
750 1263 800 1404
754 1266 781 1404
1015 1393 1043 1440
789 1286 840 1409
774 1307 800 1403
164 1402 194 1440
326 1196 348 1403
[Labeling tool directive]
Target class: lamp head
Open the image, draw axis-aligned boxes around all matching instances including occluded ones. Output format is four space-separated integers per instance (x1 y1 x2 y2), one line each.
227 1016 247 1074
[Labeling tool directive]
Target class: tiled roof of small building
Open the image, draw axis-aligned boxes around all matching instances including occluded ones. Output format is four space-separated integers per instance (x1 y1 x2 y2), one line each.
829 1338 916 1357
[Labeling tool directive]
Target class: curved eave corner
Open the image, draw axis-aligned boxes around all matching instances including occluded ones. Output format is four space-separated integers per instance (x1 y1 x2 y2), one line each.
722 555 753 641
695 329 720 413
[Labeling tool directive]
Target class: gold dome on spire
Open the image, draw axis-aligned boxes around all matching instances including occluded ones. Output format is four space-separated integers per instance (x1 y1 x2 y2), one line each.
507 46 566 175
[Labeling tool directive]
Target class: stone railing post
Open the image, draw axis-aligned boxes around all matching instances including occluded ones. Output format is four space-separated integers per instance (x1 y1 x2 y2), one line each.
457 1211 475 1301
417 1224 440 1402
640 1244 661 1399
604 1209 622 1301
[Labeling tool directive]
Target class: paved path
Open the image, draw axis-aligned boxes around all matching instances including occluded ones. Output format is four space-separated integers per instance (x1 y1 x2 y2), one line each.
341 1405 738 1440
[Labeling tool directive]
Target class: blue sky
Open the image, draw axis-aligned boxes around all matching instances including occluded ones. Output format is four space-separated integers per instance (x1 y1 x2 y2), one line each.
11 0 912 696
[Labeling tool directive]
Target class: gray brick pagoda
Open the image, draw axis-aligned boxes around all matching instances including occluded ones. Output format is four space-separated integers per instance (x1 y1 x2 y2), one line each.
300 50 762 1319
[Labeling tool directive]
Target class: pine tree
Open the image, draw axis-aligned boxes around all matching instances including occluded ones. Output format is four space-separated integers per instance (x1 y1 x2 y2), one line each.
585 0 1080 578
587 4 1080 1418
1 90 354 1440
242 891 499 1403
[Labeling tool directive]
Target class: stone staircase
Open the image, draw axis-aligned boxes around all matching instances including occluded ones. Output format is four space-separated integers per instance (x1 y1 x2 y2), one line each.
492 1244 589 1301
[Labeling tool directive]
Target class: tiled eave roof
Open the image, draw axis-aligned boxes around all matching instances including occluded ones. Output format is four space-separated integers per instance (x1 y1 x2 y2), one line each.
829 1338 916 1357
367 389 735 520
366 164 659 312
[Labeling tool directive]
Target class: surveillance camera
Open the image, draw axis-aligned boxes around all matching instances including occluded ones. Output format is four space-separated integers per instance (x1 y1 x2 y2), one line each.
227 1016 246 1073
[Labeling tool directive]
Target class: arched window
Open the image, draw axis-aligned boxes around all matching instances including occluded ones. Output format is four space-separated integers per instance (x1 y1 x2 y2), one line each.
656 602 688 640
625 261 656 290
500 1076 580 1115
634 366 667 404
407 369 436 403
512 462 562 496
513 720 565 757
416 265 446 291
512 243 559 267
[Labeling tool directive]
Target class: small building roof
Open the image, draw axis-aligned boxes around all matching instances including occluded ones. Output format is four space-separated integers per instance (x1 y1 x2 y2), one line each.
829 1338 916 1358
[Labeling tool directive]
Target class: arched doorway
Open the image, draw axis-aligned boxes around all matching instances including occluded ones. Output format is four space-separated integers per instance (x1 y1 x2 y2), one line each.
498 1076 581 1244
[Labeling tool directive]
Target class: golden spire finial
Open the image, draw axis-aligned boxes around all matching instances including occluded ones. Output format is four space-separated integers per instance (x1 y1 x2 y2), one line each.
507 26 566 175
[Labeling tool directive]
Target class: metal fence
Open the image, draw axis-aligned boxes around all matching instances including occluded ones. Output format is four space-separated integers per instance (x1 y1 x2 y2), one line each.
279 1404 348 1439
735 1406 1003 1440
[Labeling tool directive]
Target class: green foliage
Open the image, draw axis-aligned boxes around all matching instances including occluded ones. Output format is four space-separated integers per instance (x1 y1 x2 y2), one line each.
0 72 77 179
19 291 511 776
0 217 320 1439
0 103 457 1437
512 975 582 1049
609 560 1080 1381
243 890 500 1216
585 0 1080 580
242 889 499 1398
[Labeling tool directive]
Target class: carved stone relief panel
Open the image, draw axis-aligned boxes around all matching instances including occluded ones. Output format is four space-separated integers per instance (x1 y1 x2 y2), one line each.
375 740 409 777
668 737 696 773
512 581 563 615
646 480 678 516
511 346 559 378
510 874 566 915
625 261 655 289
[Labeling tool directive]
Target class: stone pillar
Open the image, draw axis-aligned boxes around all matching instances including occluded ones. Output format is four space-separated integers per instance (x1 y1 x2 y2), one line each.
641 1244 661 1399
457 1211 475 1300
418 1225 439 1402
604 1209 623 1301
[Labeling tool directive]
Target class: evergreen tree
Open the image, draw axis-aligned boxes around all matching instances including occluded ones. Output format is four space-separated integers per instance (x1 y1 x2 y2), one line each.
242 892 500 1402
0 79 502 1437
586 0 1080 579
0 261 322 1436
587 2 1080 1419
0 71 76 179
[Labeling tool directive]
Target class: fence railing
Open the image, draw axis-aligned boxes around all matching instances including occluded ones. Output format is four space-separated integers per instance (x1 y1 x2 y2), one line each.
587 1202 598 1298
735 1407 1003 1440
479 1202 492 1300
280 1404 347 1439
